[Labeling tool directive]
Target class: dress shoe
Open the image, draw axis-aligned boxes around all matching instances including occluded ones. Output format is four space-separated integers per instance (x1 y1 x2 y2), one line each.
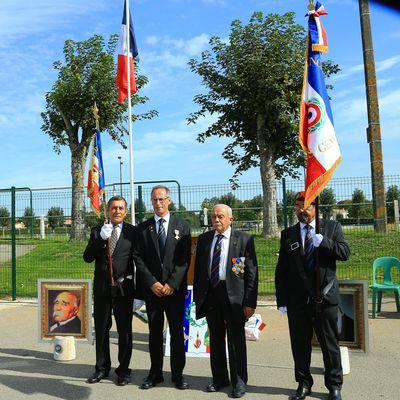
116 375 130 386
141 375 164 389
232 385 246 398
328 389 342 400
290 384 312 400
86 371 108 384
206 381 230 392
172 376 189 390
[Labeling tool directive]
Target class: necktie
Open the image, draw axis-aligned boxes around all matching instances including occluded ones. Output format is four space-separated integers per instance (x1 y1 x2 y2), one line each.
304 224 315 270
109 225 119 255
210 234 223 288
158 218 167 260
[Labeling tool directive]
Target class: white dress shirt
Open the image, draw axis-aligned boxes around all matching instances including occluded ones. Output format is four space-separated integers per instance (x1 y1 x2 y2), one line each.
154 212 170 235
299 219 323 248
209 227 231 281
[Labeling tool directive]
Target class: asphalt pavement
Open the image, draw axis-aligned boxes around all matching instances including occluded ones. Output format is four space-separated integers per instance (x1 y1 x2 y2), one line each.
0 298 398 400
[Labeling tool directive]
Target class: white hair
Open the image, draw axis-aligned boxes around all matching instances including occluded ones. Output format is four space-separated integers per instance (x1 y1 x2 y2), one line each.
212 204 233 216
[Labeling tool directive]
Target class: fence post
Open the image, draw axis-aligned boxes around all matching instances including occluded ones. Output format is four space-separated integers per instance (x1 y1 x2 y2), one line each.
40 215 46 239
137 185 144 224
282 178 288 229
394 200 399 232
11 186 17 301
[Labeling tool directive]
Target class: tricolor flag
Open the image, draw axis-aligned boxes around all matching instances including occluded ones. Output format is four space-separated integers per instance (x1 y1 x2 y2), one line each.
116 0 138 104
299 1 341 207
87 130 106 216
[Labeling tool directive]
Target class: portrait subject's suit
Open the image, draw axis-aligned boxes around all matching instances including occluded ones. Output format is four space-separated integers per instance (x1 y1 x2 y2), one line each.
275 219 350 391
50 316 81 334
83 222 137 378
134 215 191 380
193 229 258 388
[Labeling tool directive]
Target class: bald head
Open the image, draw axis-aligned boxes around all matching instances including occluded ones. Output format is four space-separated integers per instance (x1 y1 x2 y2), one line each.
211 204 234 233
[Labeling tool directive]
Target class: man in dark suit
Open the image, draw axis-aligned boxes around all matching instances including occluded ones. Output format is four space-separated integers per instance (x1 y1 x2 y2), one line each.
49 291 81 334
275 192 350 400
83 196 137 386
193 204 258 399
134 185 191 390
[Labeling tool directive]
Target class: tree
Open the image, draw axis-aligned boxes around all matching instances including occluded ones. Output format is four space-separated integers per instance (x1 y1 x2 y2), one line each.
319 188 336 220
47 207 65 232
201 193 243 211
386 185 400 222
188 12 339 237
20 207 36 229
0 207 10 228
41 34 156 241
348 189 372 222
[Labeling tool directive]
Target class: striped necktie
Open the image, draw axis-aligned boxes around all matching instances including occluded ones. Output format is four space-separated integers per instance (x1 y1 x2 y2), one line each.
109 225 119 255
210 234 223 287
157 218 167 260
304 224 315 270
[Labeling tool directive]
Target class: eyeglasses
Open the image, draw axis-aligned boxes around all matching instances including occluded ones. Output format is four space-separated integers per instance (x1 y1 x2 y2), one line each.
151 197 169 203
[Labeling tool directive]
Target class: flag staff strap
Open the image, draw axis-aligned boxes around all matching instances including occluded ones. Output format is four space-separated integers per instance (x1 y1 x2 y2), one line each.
93 103 114 286
125 0 136 225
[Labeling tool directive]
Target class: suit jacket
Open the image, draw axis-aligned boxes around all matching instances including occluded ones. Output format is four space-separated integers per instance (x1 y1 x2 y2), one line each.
83 222 137 298
50 316 81 334
193 229 258 320
275 219 350 310
134 215 191 295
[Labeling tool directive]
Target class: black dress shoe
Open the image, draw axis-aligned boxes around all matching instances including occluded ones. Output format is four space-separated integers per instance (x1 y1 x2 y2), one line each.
289 384 312 400
232 385 246 398
206 381 230 392
328 389 342 400
116 375 130 386
172 377 189 390
86 371 108 384
141 375 164 389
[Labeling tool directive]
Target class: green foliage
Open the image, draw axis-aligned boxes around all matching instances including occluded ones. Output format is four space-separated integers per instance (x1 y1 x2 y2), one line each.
319 188 336 220
20 207 36 229
386 185 400 221
188 11 339 185
0 207 10 228
47 207 65 231
348 188 373 221
85 211 104 229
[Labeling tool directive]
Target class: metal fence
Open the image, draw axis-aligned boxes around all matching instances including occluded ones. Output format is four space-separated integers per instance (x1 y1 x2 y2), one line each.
1 175 400 300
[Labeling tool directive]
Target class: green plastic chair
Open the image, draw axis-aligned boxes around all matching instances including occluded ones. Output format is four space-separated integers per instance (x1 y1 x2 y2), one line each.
371 256 400 318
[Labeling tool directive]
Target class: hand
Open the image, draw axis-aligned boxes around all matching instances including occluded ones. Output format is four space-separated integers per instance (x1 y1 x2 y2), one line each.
150 282 164 297
100 222 113 240
243 306 255 320
312 233 323 247
278 306 287 313
162 283 175 296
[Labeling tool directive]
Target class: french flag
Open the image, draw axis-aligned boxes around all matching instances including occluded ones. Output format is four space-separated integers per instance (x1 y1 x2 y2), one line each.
116 1 138 104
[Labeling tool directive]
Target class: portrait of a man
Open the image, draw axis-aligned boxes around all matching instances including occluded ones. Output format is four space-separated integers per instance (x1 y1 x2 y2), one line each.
49 291 82 334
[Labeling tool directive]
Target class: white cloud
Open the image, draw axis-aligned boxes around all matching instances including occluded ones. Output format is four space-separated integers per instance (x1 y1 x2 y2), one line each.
145 35 159 45
376 55 400 72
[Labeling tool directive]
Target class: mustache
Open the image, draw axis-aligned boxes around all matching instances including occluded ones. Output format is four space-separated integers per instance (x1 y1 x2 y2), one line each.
53 311 63 318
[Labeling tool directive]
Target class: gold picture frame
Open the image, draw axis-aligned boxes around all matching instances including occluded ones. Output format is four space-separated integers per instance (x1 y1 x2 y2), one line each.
312 280 369 352
38 279 92 342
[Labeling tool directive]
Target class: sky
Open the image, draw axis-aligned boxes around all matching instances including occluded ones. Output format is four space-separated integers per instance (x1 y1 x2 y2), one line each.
0 0 399 192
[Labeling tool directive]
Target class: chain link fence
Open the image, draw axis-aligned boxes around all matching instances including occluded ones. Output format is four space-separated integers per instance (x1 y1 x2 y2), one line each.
1 175 400 299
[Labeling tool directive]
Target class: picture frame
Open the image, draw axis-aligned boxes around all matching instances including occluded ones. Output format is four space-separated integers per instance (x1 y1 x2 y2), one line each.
38 279 92 342
312 280 369 352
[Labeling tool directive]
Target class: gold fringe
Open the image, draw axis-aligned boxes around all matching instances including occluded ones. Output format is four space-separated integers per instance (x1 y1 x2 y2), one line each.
312 44 328 53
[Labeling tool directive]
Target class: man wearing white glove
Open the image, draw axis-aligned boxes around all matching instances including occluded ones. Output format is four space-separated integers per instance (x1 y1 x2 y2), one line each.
83 196 138 387
275 191 350 400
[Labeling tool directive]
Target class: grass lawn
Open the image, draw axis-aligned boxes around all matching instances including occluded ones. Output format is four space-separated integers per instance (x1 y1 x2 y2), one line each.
1 227 399 298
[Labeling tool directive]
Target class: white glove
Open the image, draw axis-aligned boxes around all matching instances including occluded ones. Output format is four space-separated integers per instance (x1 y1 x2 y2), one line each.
278 306 287 313
312 233 323 247
100 222 113 240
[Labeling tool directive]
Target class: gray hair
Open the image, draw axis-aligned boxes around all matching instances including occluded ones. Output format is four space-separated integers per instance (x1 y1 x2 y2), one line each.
107 195 127 209
212 204 233 216
151 185 170 196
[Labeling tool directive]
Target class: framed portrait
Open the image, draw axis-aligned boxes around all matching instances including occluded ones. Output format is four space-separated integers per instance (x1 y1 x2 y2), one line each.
38 279 92 342
312 280 369 352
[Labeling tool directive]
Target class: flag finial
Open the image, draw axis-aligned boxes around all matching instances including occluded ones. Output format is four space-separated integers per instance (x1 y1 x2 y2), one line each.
93 102 100 130
308 0 315 11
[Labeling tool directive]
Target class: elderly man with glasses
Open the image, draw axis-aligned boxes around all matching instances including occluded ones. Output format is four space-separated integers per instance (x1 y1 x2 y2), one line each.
134 185 191 390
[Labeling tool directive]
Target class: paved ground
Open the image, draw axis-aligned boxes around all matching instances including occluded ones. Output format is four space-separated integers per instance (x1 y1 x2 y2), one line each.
0 244 37 263
0 298 398 400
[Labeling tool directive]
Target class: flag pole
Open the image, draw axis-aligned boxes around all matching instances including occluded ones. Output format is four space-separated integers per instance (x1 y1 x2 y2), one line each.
125 0 136 225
